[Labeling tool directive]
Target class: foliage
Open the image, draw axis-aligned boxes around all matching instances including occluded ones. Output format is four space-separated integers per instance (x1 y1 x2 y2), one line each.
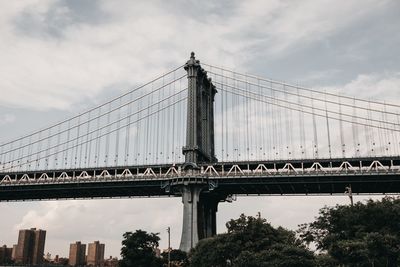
234 244 316 267
119 229 162 267
189 214 315 267
314 253 337 267
298 197 400 266
161 249 188 267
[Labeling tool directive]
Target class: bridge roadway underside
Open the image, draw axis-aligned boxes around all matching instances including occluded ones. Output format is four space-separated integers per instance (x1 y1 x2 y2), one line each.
0 179 169 201
1 157 400 201
0 174 399 201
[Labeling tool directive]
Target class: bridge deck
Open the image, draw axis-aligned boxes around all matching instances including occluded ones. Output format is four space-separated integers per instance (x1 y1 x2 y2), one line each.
1 157 400 201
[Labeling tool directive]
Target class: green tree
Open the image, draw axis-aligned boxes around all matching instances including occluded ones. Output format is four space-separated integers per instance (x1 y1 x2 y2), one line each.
161 249 188 267
235 244 315 267
190 214 315 267
119 229 162 267
314 253 337 267
298 197 400 266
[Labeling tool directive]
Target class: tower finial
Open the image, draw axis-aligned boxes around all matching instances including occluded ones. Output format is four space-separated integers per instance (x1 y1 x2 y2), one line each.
190 52 195 59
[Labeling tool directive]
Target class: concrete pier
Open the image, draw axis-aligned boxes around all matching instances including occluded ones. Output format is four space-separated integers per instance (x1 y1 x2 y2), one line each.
179 185 220 252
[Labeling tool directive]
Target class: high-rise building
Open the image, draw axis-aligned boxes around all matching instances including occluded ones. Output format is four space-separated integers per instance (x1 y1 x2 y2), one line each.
0 245 13 264
14 229 32 263
11 244 17 260
69 241 86 266
32 229 46 264
87 241 105 267
14 228 46 265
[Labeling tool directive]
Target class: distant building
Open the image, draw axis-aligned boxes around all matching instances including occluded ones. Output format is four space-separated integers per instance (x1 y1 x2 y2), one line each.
0 245 13 264
57 257 70 265
104 256 118 267
44 252 52 262
69 241 86 266
11 244 17 260
87 241 105 267
14 228 46 265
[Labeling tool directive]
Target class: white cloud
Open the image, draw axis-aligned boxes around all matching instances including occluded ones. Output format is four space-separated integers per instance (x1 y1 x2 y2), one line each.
0 0 390 110
297 69 342 84
335 72 400 102
320 72 400 96
0 114 16 126
230 0 391 55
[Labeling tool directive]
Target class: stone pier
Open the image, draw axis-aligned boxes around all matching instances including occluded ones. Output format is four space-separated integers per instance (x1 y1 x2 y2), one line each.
179 185 221 252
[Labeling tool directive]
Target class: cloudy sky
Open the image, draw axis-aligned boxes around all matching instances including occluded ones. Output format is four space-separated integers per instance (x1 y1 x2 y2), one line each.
1 0 400 259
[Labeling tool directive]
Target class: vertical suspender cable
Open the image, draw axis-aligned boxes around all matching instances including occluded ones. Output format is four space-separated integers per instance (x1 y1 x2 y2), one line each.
78 117 84 168
172 73 176 164
176 78 181 162
55 124 61 169
65 121 71 168
27 135 32 171
363 108 370 157
284 84 290 158
17 139 23 169
311 96 318 159
297 87 305 159
377 103 384 155
45 128 51 169
325 97 332 159
277 86 283 158
115 98 121 166
0 143 3 170
8 141 14 170
395 112 400 156
352 98 359 157
225 75 229 160
288 86 294 158
85 111 91 168
338 96 345 158
95 108 101 167
145 85 151 164
271 81 277 159
260 78 266 160
220 69 225 161
125 93 133 166
156 78 161 163
74 116 81 168
383 103 390 156
245 76 250 161
135 100 140 165
104 103 111 166
367 101 375 155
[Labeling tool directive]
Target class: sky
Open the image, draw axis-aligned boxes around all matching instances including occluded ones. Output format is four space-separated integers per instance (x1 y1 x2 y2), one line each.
1 0 400 259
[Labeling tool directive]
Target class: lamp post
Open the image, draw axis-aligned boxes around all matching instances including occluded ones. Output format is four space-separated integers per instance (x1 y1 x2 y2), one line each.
345 185 353 206
167 227 171 267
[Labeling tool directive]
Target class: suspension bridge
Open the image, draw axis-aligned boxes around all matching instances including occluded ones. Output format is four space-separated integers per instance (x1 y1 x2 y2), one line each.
1 52 400 251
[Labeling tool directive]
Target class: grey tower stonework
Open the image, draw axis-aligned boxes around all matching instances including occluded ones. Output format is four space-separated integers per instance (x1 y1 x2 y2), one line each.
182 52 217 167
179 53 223 252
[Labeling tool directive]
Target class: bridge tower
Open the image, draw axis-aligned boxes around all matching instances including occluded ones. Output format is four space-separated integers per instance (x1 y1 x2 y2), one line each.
179 52 221 252
182 52 217 166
